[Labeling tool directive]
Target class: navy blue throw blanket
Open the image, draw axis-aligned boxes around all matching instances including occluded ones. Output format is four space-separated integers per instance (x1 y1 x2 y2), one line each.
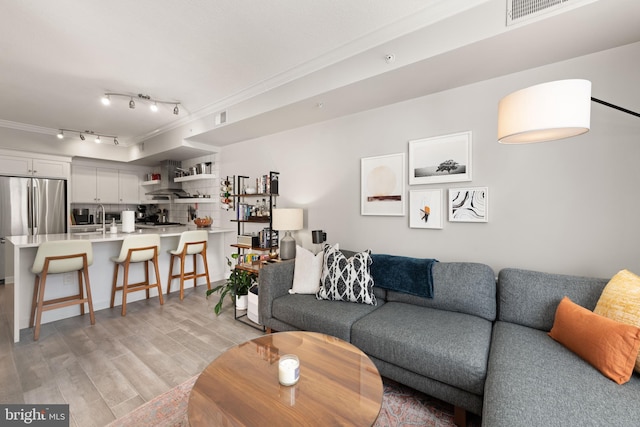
370 254 438 298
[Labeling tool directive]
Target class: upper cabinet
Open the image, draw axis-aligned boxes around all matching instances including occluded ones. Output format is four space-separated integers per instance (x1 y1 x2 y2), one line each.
0 154 70 179
71 165 138 204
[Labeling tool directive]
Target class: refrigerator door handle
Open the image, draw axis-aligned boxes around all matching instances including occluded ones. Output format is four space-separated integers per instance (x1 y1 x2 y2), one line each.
32 180 39 235
27 182 33 231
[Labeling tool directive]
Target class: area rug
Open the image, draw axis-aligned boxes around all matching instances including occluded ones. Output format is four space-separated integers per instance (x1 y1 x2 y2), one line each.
108 376 480 427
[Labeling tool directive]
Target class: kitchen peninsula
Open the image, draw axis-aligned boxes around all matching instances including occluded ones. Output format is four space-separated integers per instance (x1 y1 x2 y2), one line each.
3 226 233 343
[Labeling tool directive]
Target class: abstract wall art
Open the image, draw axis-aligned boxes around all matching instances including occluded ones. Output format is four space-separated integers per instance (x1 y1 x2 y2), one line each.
361 152 405 216
448 187 488 223
409 189 443 229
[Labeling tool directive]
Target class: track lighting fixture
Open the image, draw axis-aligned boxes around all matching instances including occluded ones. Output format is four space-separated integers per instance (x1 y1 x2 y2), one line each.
56 129 119 145
102 92 182 114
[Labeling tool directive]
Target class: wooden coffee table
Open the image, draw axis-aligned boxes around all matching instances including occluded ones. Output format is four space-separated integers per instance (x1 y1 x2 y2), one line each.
188 331 383 426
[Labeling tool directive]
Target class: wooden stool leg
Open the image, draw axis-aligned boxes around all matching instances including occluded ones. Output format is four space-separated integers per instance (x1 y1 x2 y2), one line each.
145 260 150 299
192 254 197 288
82 260 95 325
77 270 85 316
200 249 211 291
179 254 186 301
34 270 48 341
167 254 175 295
30 275 41 328
121 261 129 316
110 263 119 308
153 254 164 306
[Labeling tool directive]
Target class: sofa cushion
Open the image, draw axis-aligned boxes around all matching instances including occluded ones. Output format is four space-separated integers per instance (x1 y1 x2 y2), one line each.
497 268 608 331
386 262 496 322
549 296 640 384
594 269 640 373
317 245 376 305
483 321 640 427
272 294 381 342
351 302 492 395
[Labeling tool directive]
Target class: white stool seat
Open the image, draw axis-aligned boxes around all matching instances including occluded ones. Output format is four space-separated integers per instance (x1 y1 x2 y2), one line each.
111 234 160 263
30 240 95 340
167 230 210 300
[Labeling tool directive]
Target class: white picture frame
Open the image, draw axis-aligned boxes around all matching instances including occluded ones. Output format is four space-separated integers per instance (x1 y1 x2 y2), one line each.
448 187 488 223
361 153 405 216
409 131 472 185
409 189 443 229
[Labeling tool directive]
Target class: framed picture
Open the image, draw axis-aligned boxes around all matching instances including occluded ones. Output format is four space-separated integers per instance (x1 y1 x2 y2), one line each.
409 189 443 229
361 153 405 216
408 131 472 185
448 187 488 223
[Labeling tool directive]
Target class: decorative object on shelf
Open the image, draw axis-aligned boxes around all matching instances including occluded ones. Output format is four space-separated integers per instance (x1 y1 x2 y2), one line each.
312 230 327 244
448 187 488 223
101 92 181 115
361 152 405 216
497 79 640 144
206 254 256 315
193 217 212 228
272 208 303 260
408 131 472 185
409 189 443 229
56 128 119 145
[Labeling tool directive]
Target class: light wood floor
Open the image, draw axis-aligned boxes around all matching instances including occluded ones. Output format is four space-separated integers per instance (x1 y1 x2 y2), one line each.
0 282 263 427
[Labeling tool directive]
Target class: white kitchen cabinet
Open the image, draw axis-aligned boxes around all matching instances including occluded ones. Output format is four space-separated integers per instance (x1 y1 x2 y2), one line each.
0 155 69 179
118 170 140 203
71 166 119 203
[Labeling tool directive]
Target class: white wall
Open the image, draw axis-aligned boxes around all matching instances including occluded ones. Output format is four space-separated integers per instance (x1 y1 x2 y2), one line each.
218 41 640 279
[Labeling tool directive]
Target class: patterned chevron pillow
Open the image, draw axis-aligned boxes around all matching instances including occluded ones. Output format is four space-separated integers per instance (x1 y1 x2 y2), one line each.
316 244 376 305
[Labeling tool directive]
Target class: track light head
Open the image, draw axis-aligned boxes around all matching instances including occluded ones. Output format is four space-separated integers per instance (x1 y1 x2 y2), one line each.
79 133 85 141
101 95 110 106
95 136 101 144
150 102 158 112
56 130 64 139
113 138 119 145
173 104 179 115
129 98 135 109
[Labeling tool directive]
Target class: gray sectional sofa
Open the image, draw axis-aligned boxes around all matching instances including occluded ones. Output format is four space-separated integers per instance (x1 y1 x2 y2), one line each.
258 253 640 426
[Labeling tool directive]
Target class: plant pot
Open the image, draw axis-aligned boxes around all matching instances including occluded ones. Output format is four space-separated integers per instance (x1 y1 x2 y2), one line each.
235 294 248 310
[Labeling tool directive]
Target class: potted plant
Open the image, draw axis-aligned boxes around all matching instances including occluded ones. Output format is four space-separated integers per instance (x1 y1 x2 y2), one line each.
206 254 256 315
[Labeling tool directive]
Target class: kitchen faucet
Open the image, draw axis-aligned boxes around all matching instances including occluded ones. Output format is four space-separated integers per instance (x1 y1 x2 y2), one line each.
97 204 105 234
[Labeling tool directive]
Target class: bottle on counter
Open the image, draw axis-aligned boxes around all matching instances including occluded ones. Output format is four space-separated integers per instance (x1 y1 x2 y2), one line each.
110 218 117 234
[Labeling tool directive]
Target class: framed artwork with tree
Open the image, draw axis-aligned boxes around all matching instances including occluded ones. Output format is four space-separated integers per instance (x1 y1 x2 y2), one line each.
408 131 472 185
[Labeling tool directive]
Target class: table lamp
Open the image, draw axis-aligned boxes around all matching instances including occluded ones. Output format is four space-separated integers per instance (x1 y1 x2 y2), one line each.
272 208 303 260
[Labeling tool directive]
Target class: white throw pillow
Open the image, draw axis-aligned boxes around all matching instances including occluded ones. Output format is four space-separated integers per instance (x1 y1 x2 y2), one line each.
289 245 324 294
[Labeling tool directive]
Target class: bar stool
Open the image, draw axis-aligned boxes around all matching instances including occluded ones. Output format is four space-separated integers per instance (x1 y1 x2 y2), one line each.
110 234 164 316
30 240 95 341
167 230 211 300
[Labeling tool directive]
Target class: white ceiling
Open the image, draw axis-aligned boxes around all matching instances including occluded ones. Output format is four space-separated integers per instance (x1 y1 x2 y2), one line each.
1 0 639 163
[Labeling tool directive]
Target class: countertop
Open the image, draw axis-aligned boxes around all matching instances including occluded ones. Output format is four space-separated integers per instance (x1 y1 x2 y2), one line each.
6 226 234 248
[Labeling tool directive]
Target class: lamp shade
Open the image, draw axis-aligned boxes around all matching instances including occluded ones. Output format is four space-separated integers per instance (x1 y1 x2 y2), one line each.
272 208 303 231
498 79 592 144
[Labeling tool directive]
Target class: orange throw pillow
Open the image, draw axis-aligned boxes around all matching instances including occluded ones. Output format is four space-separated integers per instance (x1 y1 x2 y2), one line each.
548 296 640 384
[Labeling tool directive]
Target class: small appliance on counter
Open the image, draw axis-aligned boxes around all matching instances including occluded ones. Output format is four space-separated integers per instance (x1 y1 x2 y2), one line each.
72 208 92 225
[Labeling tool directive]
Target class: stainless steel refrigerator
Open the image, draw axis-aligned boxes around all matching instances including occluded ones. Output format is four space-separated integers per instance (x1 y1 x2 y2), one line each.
0 176 67 283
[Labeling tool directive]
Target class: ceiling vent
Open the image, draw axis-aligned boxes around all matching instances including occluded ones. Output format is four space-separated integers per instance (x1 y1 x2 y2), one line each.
507 0 581 25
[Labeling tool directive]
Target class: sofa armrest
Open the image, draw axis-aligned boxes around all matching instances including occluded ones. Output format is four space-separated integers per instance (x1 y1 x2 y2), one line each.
258 259 295 323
